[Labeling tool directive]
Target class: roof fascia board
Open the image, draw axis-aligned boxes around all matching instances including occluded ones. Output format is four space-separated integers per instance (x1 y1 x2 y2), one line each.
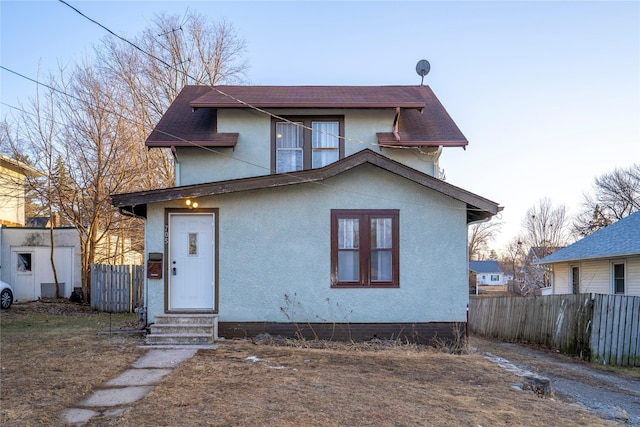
189 101 425 109
536 252 640 265
112 150 501 221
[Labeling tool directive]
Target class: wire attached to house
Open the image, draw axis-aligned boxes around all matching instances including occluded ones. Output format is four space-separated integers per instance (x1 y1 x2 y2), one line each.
2 3 491 213
55 0 436 153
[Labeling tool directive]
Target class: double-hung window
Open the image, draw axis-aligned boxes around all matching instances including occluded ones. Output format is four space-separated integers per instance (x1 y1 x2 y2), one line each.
273 117 343 173
331 209 399 288
612 262 625 294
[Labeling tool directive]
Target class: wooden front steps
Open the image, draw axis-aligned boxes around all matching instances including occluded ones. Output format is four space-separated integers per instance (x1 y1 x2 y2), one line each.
146 314 219 345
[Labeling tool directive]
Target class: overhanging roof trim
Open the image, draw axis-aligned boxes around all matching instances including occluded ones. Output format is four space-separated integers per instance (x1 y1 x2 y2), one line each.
190 101 426 109
145 133 239 148
377 132 468 147
112 149 501 223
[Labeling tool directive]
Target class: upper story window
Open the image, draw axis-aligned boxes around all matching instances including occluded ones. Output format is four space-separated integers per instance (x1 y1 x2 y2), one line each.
272 117 344 173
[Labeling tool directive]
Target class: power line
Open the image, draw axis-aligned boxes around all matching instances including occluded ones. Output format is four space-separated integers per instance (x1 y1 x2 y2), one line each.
2 4 487 212
1 69 485 212
56 0 419 152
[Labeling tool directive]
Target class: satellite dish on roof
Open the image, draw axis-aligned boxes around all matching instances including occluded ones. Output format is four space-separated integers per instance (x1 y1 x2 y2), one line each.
415 59 431 86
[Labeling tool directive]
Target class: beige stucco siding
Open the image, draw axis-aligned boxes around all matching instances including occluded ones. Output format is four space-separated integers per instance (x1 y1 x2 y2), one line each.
176 109 438 185
144 163 468 324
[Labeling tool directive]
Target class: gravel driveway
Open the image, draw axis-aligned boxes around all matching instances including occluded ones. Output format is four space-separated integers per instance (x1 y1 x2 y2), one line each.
471 336 640 425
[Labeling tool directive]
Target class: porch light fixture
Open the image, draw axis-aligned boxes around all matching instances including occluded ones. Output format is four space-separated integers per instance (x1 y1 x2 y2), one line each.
185 199 198 209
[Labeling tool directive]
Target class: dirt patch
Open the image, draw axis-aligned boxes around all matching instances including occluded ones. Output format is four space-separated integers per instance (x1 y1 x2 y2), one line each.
0 302 623 426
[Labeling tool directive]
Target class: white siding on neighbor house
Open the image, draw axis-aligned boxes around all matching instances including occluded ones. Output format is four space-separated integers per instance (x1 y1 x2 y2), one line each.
477 273 506 286
581 259 614 294
144 163 468 324
552 263 570 293
176 109 439 186
627 257 640 296
551 256 640 296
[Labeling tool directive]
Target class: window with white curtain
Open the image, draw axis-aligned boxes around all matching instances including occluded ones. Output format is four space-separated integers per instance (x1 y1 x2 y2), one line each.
331 209 399 288
275 122 303 173
312 121 340 168
273 117 343 173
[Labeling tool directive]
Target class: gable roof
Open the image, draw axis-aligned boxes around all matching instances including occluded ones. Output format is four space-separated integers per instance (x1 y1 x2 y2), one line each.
469 260 504 274
537 211 640 264
111 149 501 222
145 85 468 149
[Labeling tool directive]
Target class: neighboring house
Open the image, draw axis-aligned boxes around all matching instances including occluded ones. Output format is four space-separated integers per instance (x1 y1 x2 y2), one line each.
537 212 640 296
0 156 80 300
0 226 82 300
0 154 42 227
25 213 61 228
469 260 507 294
111 85 501 343
522 246 561 294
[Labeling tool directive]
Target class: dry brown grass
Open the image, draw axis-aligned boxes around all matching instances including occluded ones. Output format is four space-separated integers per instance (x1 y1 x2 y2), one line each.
111 340 614 427
0 300 145 426
1 301 616 426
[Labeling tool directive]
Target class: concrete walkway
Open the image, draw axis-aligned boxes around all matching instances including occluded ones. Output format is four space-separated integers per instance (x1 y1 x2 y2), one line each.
61 346 216 426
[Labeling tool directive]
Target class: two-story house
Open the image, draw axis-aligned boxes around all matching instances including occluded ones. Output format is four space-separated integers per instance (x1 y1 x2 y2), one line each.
111 85 501 344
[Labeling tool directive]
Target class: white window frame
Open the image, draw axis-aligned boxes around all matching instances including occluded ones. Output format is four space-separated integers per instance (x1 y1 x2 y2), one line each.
611 261 626 295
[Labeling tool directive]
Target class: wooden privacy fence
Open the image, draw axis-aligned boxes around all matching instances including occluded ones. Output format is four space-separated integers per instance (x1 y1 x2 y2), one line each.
591 294 640 366
91 264 144 313
469 294 640 367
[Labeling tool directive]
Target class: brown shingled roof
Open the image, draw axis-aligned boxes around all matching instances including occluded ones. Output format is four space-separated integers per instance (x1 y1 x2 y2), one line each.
190 86 427 109
145 85 468 148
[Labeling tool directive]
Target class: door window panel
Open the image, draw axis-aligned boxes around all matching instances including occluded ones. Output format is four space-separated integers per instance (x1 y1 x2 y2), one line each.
17 253 32 272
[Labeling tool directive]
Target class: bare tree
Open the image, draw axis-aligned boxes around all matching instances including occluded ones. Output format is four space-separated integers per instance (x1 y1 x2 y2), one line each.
573 163 640 237
520 198 571 290
522 197 570 250
468 220 502 261
2 12 249 302
98 12 248 189
500 237 525 294
1 82 64 297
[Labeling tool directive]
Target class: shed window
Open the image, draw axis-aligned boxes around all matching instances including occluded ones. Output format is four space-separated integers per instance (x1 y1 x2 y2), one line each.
17 253 32 272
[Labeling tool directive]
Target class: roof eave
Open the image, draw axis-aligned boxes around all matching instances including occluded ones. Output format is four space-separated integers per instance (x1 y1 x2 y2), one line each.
112 149 501 222
537 252 640 265
189 102 426 110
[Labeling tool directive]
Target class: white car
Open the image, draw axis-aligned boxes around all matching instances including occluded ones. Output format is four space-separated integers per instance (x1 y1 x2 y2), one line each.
1 280 14 309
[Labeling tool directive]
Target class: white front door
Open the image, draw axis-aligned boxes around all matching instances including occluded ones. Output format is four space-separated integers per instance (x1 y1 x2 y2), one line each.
169 213 215 310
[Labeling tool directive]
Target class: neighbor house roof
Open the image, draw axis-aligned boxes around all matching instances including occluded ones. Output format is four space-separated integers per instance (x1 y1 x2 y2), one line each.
537 211 640 264
145 85 468 149
111 149 500 223
469 260 504 274
0 153 43 177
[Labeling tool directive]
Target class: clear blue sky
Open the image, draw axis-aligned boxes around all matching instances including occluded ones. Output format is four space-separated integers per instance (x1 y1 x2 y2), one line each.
1 0 639 251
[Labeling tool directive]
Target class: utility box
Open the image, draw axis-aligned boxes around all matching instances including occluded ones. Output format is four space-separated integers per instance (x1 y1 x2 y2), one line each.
147 252 163 279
